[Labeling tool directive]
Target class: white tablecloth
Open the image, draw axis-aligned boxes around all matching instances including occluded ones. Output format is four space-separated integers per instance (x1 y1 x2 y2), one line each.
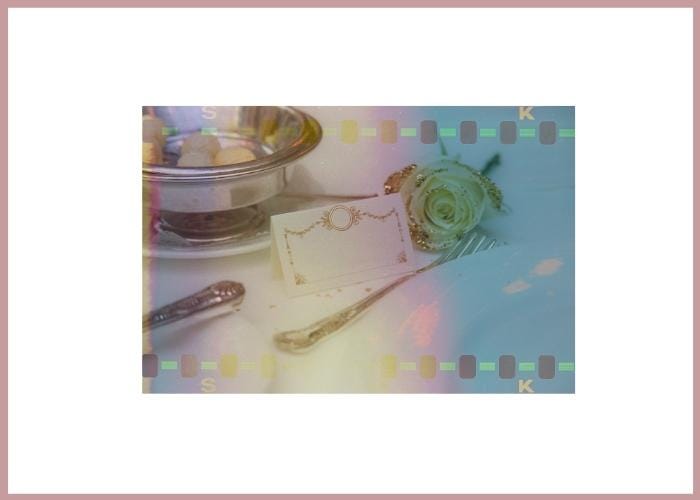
144 106 574 393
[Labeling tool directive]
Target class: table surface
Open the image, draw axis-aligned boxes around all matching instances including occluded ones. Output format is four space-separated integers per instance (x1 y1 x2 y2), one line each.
144 106 575 393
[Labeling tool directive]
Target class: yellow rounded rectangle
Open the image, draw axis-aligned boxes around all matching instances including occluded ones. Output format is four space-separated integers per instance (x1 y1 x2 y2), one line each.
341 120 358 144
381 355 397 378
220 354 238 378
261 353 276 379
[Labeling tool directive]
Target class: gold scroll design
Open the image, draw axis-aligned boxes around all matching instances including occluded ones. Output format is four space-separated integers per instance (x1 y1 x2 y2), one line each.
283 205 407 285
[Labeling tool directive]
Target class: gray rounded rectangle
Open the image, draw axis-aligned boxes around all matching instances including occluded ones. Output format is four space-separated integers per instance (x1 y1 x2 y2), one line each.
142 354 158 378
420 120 437 144
500 121 516 144
459 354 476 378
539 121 556 145
538 355 555 379
499 354 516 378
460 121 477 144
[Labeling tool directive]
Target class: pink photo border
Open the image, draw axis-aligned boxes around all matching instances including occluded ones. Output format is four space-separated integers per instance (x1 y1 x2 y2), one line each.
1 0 696 497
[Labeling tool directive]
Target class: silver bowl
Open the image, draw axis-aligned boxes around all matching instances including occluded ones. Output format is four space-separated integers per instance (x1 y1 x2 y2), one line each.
143 106 322 242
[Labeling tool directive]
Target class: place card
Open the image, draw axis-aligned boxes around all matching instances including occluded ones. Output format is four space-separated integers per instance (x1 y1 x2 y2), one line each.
271 194 416 296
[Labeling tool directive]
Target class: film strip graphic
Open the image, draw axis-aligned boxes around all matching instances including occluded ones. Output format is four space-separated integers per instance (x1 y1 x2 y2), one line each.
381 354 573 380
161 122 574 145
323 120 574 145
142 353 574 380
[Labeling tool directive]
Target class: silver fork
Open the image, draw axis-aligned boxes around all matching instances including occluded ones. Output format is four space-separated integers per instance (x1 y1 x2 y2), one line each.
273 229 502 353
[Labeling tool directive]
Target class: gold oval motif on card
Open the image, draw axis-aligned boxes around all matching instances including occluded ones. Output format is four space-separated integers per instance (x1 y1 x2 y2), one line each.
327 205 354 231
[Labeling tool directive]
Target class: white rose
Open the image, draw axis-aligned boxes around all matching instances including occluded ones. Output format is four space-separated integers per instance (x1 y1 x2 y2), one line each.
395 158 502 251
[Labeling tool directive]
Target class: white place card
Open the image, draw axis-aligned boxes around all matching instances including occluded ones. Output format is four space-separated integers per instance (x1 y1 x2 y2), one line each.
271 194 416 296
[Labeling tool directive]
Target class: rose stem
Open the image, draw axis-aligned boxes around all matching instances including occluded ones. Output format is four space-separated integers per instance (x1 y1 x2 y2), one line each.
481 154 501 175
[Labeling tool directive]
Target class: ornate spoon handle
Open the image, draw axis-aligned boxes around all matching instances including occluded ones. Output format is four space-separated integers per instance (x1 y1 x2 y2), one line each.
274 274 412 353
273 231 492 354
143 281 245 331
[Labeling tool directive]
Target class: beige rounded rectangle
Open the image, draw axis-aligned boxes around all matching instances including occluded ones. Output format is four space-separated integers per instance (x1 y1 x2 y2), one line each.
180 354 198 378
260 354 276 379
419 355 436 379
380 120 397 143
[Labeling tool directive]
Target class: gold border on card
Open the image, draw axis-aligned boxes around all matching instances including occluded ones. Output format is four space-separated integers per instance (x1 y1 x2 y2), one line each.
282 204 407 285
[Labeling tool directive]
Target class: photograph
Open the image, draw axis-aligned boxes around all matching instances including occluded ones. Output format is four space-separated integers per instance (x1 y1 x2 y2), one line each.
142 106 575 393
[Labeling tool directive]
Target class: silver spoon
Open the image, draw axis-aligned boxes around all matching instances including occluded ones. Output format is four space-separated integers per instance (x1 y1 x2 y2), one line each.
142 280 245 332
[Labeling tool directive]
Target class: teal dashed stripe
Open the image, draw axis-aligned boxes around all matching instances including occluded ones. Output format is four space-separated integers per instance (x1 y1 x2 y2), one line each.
320 124 573 142
149 356 575 378
360 127 376 137
559 128 575 138
200 127 217 135
162 127 178 136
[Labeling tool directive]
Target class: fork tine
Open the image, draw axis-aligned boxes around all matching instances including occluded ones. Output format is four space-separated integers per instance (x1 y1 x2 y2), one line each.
424 230 502 274
459 232 483 258
432 246 452 268
466 234 487 256
436 232 474 266
453 232 478 260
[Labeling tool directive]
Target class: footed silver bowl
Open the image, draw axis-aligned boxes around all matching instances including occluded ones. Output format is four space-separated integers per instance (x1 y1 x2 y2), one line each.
142 106 322 244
